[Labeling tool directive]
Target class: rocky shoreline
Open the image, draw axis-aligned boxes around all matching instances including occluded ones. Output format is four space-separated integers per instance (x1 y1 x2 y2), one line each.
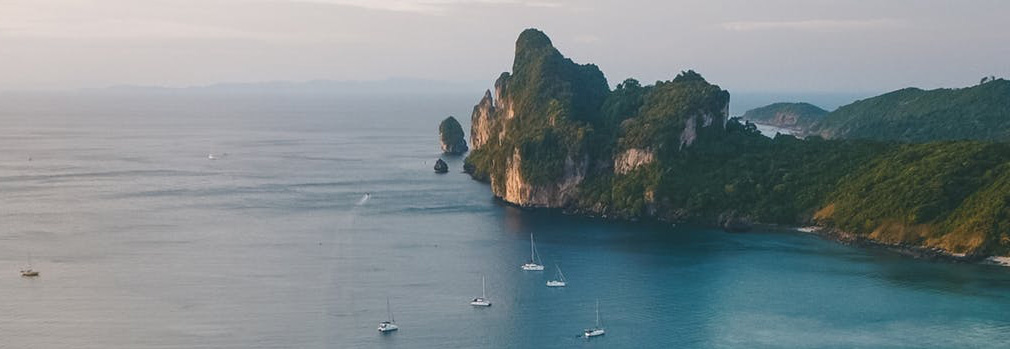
795 225 1010 267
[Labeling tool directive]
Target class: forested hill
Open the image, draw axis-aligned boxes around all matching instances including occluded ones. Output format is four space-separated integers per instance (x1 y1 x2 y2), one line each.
741 102 827 131
462 29 1010 257
812 79 1010 141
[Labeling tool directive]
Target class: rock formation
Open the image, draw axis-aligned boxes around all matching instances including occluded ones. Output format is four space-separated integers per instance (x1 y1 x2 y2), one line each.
439 116 469 154
434 159 448 173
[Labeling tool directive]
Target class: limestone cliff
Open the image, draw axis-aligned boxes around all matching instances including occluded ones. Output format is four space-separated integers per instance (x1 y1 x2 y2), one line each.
464 28 608 208
614 148 654 175
465 29 729 212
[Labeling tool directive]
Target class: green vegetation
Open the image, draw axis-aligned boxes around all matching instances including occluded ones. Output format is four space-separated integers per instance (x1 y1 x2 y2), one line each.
465 28 609 187
812 79 1010 141
741 102 827 130
464 29 1010 256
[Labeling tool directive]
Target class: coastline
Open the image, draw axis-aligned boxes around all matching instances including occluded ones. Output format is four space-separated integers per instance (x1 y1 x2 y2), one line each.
793 225 1010 267
491 194 1010 268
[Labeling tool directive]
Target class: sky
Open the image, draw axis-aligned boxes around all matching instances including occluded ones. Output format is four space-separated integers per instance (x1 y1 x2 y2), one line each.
0 0 1008 93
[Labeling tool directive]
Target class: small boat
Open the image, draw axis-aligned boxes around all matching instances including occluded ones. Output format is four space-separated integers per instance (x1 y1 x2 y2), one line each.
546 264 566 287
520 233 545 271
208 153 217 160
469 275 491 307
377 297 399 332
20 253 39 277
583 300 605 338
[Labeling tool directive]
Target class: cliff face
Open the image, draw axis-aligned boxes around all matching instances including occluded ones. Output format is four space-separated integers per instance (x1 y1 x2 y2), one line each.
465 28 609 207
466 29 729 210
614 148 654 175
470 90 495 150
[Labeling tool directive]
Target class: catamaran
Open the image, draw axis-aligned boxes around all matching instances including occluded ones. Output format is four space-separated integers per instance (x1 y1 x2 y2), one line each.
546 264 567 287
20 253 39 277
583 300 605 338
377 297 399 332
469 275 492 307
520 233 545 271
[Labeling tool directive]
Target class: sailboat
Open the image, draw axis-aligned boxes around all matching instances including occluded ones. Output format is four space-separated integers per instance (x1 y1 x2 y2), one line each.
583 300 605 338
20 253 39 277
520 233 545 271
377 297 399 332
469 275 492 307
546 264 567 287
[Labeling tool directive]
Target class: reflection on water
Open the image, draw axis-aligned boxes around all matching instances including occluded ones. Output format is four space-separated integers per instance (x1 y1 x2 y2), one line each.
0 93 1008 348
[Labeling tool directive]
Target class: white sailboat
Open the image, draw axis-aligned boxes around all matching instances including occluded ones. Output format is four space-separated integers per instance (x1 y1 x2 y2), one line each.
20 253 39 277
377 297 399 332
583 300 605 338
469 275 492 307
520 233 545 271
546 264 566 287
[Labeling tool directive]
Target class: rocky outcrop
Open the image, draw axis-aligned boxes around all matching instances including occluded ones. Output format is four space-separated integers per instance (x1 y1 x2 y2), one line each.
439 116 469 154
434 159 448 173
470 90 496 150
719 210 753 233
614 148 655 175
680 111 723 150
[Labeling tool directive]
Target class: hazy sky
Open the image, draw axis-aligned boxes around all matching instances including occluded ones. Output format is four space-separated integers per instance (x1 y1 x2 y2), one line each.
1 0 1008 92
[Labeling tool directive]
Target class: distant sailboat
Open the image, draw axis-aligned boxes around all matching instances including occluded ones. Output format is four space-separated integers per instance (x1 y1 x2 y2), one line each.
546 264 566 287
377 297 399 332
469 275 491 307
583 300 605 338
20 253 39 277
208 153 217 160
521 233 545 271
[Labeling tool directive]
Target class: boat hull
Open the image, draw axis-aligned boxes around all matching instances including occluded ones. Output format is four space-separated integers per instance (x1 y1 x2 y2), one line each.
584 329 605 337
521 263 544 271
546 281 566 287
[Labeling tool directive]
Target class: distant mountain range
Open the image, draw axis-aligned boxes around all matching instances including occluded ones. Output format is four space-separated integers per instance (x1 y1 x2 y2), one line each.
85 78 486 95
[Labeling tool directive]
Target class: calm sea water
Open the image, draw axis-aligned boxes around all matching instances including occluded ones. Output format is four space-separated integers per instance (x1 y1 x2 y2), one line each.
1 93 1008 349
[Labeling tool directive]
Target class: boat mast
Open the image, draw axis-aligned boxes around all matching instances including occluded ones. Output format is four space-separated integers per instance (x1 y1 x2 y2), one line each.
482 275 486 298
595 299 601 327
387 297 394 323
530 233 535 263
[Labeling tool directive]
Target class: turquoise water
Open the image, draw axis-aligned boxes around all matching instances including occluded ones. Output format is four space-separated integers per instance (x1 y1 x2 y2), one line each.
0 93 1008 348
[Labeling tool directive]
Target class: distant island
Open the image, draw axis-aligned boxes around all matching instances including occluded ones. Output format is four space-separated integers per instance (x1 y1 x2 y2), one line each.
741 102 827 135
742 79 1010 141
459 28 1010 260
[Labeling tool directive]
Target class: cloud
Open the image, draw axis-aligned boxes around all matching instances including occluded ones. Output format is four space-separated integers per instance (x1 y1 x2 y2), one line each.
288 0 563 14
721 19 905 32
0 19 272 40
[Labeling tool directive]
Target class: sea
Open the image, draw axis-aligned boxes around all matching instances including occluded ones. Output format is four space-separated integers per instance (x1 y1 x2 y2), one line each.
1 92 1008 349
